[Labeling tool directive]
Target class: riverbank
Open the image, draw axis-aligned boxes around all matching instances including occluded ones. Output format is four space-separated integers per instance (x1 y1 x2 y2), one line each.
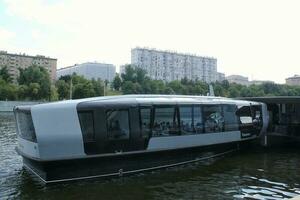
0 101 43 112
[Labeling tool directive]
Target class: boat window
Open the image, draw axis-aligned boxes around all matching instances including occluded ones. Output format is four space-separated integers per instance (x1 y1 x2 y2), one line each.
106 109 130 140
153 106 179 137
179 106 194 134
140 108 151 137
194 106 204 134
223 105 239 131
78 111 95 142
15 110 37 142
236 106 252 124
203 105 224 133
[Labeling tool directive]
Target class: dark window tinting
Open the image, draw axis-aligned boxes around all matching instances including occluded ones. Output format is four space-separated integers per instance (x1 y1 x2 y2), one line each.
203 105 224 133
16 110 37 142
106 110 130 140
140 108 151 137
78 111 95 142
223 105 239 131
153 106 179 136
179 106 194 134
194 106 204 134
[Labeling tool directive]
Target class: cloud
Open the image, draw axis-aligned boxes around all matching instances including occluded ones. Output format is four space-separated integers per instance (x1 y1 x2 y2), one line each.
0 27 16 47
2 0 300 83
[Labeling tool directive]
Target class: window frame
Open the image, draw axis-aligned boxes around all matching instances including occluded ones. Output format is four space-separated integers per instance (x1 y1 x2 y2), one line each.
139 106 153 138
202 104 225 133
78 111 96 143
152 105 180 137
178 105 195 135
193 104 204 134
222 104 239 132
106 109 131 141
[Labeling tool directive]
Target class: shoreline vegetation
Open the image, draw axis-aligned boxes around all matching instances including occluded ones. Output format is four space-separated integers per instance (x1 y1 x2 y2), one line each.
1 64 300 102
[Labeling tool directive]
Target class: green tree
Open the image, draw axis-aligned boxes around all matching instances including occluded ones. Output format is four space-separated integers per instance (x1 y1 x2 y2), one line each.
121 65 137 82
50 85 59 101
0 66 12 83
91 79 104 96
18 65 51 100
0 78 18 100
55 80 70 100
168 80 185 94
112 73 122 91
228 86 240 97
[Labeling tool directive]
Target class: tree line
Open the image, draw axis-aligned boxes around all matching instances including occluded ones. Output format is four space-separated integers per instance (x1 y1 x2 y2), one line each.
1 64 300 101
112 65 300 97
0 65 106 101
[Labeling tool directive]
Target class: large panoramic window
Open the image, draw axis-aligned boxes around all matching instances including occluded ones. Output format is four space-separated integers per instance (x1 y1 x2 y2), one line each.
194 106 204 134
179 106 194 134
223 105 239 131
153 106 179 137
78 111 95 142
203 105 224 133
106 109 130 140
140 108 152 138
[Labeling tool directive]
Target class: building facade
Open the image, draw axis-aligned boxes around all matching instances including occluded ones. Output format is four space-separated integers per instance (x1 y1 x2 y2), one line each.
217 72 225 82
226 75 249 86
57 62 116 82
250 80 274 85
131 47 218 83
0 50 57 83
286 75 300 86
119 64 127 75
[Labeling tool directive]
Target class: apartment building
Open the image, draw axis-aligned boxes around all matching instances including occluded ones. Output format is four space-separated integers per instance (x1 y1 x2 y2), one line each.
226 75 249 86
57 62 116 82
131 47 218 83
286 75 300 86
0 50 57 82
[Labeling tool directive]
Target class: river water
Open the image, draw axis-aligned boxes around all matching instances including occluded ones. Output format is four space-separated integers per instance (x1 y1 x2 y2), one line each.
0 112 299 200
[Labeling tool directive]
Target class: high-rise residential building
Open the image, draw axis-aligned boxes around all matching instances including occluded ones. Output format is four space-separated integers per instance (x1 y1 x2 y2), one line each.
131 47 218 83
217 72 225 82
0 50 57 83
119 64 128 75
286 75 300 86
57 62 116 82
226 75 249 86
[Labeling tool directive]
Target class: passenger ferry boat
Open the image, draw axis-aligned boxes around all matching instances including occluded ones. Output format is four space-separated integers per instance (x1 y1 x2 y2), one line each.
14 95 268 183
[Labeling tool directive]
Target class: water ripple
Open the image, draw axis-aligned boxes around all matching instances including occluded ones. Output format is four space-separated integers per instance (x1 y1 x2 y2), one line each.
0 113 300 200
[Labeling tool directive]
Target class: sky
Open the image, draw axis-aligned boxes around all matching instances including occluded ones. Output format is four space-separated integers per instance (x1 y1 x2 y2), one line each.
0 0 299 83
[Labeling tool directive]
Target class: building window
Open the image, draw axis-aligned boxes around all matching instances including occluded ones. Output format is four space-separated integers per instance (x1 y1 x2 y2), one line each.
203 105 224 133
153 106 179 136
106 109 130 140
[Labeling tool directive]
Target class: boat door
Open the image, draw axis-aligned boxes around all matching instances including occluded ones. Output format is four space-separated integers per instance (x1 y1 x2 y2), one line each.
236 104 255 138
104 106 144 153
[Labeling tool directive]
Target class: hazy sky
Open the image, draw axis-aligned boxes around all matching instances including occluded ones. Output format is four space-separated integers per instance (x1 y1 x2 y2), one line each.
0 0 299 83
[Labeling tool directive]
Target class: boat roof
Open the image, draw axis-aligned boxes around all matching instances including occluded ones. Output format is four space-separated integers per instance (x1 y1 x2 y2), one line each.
239 96 300 104
15 95 262 111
